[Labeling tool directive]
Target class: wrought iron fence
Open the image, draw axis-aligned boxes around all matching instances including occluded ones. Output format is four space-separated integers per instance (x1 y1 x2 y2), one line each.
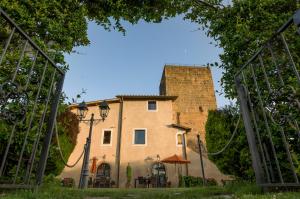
0 8 65 188
235 9 300 189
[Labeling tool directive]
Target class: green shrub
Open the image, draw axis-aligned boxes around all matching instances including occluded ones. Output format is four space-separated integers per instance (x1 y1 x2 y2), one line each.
43 174 61 187
126 163 132 187
205 105 254 181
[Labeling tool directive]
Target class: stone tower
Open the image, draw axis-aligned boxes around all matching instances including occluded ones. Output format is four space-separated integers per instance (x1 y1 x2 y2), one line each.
160 65 217 149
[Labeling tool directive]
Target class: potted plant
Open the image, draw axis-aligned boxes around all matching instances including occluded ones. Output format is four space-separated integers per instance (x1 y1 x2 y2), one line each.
126 163 132 188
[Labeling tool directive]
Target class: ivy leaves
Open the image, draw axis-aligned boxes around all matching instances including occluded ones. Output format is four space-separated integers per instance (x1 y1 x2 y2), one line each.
185 0 297 99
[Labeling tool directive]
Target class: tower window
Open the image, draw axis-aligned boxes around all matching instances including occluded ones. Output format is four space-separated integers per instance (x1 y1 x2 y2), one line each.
176 132 183 146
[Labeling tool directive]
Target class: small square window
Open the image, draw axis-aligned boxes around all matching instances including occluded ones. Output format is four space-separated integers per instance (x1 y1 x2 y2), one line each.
102 130 111 145
148 101 157 111
134 129 146 145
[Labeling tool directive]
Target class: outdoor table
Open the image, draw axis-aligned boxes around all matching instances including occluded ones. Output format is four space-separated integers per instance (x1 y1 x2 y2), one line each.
134 177 151 188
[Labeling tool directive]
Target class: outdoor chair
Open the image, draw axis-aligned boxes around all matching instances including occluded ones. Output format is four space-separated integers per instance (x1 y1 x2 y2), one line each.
150 176 157 188
88 177 93 188
93 176 110 188
61 178 75 187
159 175 167 187
167 181 171 188
137 176 146 188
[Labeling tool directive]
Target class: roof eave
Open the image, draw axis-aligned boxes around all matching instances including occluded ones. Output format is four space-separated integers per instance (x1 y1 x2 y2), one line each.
170 124 191 132
116 95 178 101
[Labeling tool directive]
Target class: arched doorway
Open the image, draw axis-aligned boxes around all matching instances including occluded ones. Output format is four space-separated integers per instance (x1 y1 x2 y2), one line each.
94 163 111 188
151 162 167 187
96 163 111 177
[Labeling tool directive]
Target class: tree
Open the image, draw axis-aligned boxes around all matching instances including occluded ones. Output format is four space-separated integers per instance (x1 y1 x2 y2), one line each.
205 105 254 180
1 0 298 96
184 0 298 98
0 0 188 58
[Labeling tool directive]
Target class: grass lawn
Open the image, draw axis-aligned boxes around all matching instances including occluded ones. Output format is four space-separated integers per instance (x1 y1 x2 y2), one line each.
1 183 300 199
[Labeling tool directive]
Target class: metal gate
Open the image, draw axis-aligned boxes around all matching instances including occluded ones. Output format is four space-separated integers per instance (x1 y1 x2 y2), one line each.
0 8 65 188
236 9 300 188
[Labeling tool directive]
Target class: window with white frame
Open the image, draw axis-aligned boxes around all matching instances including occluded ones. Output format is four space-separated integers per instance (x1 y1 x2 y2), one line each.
102 130 112 145
133 129 146 145
176 132 183 146
148 101 157 111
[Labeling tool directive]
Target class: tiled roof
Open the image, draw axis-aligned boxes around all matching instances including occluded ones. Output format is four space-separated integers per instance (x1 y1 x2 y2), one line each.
68 95 178 109
69 98 119 108
116 95 177 100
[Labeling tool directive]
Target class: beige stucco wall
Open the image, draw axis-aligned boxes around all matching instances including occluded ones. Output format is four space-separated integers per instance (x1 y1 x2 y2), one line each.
118 99 185 187
59 101 120 185
186 148 231 183
59 98 230 188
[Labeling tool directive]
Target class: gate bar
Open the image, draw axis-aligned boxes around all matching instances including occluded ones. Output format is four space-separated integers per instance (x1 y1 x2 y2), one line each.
235 76 264 184
241 72 271 182
24 69 57 184
36 73 65 185
250 64 284 183
280 33 300 85
13 61 49 183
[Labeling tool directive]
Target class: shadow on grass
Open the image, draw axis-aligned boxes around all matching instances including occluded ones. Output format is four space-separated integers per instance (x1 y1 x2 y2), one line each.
0 181 284 199
1 184 230 199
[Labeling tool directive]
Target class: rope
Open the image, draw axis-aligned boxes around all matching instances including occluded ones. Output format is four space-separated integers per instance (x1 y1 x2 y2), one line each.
205 115 241 156
54 119 85 168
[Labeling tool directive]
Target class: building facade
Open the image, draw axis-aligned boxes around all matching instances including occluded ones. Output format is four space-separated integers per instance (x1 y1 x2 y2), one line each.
60 65 230 187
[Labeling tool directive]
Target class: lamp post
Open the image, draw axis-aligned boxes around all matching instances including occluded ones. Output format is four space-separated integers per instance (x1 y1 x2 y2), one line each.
156 154 160 187
77 100 110 189
197 134 206 186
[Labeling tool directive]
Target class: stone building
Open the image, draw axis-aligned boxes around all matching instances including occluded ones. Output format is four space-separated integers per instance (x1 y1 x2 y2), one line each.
59 65 229 188
160 65 217 148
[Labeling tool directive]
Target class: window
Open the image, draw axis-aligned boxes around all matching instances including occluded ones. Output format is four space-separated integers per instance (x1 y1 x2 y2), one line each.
102 130 112 145
176 132 183 146
134 129 146 145
148 101 157 111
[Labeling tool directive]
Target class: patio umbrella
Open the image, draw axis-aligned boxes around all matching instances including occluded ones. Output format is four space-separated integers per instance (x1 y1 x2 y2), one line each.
161 154 191 187
90 157 98 174
161 154 190 164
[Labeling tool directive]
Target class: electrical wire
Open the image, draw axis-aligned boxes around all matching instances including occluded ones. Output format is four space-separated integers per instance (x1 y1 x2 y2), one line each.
205 115 241 156
54 119 85 168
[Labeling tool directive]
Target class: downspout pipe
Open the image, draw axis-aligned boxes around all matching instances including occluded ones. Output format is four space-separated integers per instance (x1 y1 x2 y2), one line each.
115 97 124 187
182 131 189 176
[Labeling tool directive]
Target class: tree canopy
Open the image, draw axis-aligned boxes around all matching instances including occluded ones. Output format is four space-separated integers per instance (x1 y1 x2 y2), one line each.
184 0 298 98
1 0 298 98
0 0 188 54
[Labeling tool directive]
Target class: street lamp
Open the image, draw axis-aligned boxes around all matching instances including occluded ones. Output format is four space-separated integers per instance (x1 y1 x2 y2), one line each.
99 100 110 121
156 154 160 187
77 101 88 121
77 100 110 189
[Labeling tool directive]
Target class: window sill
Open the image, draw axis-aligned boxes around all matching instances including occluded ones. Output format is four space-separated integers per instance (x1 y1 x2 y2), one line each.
101 144 112 146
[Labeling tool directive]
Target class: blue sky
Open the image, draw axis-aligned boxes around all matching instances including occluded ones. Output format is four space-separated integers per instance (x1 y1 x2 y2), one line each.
63 15 232 108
